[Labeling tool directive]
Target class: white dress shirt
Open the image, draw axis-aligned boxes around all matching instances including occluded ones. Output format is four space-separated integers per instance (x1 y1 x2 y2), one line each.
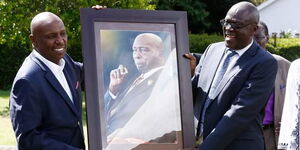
33 50 73 103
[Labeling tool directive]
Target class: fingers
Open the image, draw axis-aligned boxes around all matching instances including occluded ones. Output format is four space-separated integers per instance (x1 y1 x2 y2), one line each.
92 5 107 9
118 65 128 76
110 65 128 79
183 53 196 61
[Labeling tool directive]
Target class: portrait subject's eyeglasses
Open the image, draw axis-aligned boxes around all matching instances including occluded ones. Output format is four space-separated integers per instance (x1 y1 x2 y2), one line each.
220 19 253 30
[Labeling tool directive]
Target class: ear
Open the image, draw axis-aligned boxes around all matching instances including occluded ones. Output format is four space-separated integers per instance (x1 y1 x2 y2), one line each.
253 24 258 33
29 34 35 48
29 34 34 42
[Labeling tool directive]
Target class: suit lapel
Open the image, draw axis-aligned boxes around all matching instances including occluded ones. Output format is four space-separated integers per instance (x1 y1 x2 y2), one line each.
31 53 80 118
210 42 259 100
64 66 80 113
202 46 227 92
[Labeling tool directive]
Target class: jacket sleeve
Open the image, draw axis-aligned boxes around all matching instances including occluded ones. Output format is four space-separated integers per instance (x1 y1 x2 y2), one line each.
10 78 81 150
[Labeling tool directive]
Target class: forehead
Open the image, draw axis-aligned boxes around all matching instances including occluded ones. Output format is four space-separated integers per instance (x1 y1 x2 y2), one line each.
225 7 248 23
32 16 65 35
133 36 155 47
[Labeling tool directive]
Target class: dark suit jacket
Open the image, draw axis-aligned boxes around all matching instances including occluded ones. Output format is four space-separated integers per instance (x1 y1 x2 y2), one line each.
193 41 277 150
105 69 162 135
10 52 84 150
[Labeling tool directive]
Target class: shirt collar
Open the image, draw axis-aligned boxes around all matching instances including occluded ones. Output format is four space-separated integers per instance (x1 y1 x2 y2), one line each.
142 66 163 79
229 39 253 57
33 49 65 73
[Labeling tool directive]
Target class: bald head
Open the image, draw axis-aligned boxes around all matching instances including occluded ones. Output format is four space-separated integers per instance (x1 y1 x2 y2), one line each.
228 2 259 24
134 33 163 52
223 1 259 50
30 12 64 35
29 12 67 65
132 33 165 73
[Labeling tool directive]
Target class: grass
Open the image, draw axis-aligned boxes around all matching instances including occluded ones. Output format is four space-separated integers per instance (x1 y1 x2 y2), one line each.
0 90 16 146
0 90 88 147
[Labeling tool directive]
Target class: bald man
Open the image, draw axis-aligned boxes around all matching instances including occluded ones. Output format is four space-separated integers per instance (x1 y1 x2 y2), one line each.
104 33 167 137
190 2 277 150
9 12 85 150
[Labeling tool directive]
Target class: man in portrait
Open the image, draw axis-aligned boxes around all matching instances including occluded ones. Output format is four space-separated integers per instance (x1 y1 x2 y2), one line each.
105 32 165 134
103 33 181 149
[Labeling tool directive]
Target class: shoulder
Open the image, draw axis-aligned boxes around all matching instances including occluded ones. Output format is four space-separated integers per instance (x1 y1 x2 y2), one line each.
290 58 300 68
64 53 82 70
202 41 225 57
255 45 276 63
272 54 291 67
209 41 226 49
14 55 43 81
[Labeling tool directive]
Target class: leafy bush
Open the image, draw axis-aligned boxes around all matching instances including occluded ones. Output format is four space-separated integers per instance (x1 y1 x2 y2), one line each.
189 34 300 62
189 34 224 53
0 0 155 90
267 38 300 61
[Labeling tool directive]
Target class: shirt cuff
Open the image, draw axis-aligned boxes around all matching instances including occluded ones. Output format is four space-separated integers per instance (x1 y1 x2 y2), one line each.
109 90 117 99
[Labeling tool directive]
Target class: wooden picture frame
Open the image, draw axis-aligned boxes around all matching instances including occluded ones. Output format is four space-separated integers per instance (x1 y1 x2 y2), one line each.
80 8 194 150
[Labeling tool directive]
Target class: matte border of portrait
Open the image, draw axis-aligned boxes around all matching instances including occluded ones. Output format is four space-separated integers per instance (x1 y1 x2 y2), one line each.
80 8 194 150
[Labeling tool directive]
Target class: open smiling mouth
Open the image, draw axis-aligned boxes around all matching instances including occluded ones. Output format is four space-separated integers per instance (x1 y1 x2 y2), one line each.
53 48 65 52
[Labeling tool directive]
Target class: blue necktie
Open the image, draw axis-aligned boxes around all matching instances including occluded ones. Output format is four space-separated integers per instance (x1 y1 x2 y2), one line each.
209 50 237 95
198 49 237 137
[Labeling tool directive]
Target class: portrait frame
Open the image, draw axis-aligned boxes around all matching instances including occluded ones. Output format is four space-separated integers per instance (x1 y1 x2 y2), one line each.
80 8 195 150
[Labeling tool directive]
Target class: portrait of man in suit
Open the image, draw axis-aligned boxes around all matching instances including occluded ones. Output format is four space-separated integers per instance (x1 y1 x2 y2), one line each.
185 1 278 150
9 12 85 150
101 31 182 149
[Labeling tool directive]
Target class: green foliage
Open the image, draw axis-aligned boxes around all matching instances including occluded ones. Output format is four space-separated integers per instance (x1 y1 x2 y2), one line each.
200 0 250 34
0 90 9 117
251 0 266 6
0 0 155 89
189 34 300 62
156 0 209 33
267 38 300 61
189 34 224 53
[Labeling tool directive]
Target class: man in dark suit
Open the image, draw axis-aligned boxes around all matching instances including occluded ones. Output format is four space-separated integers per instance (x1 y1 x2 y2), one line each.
185 2 277 150
9 12 84 150
105 33 166 136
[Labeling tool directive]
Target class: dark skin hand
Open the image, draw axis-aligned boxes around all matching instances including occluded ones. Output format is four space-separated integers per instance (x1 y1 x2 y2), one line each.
92 5 107 9
183 53 197 77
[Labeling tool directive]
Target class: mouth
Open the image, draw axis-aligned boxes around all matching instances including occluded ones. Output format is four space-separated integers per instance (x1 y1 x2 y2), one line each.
53 48 65 52
225 33 236 39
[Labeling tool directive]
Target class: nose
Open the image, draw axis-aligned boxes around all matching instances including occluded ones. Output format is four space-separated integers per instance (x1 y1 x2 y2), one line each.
224 24 234 30
133 50 141 59
55 35 65 45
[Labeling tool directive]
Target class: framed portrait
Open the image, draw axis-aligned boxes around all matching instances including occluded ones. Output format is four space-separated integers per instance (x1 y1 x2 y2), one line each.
80 8 195 150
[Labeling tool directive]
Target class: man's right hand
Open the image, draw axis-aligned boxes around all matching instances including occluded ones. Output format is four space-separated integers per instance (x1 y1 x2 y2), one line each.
92 5 107 9
183 53 197 77
109 65 128 95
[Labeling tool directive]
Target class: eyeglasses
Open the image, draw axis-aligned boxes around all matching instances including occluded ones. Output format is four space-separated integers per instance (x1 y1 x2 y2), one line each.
220 19 253 30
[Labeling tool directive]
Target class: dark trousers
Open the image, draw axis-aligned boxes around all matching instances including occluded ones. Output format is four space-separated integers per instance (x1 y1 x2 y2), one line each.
263 126 277 150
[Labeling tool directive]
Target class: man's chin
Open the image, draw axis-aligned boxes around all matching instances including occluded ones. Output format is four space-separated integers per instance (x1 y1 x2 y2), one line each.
136 67 147 73
225 40 236 49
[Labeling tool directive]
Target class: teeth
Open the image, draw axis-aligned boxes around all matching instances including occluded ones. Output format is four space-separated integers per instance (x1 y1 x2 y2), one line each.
54 48 64 52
